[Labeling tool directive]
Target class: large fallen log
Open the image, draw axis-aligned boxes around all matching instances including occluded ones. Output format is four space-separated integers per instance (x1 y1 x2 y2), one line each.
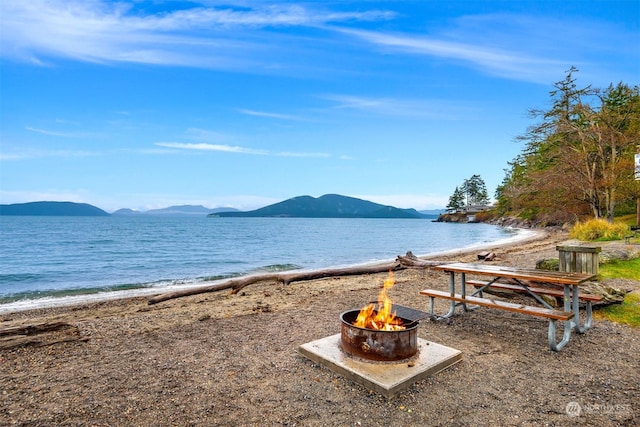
0 334 89 350
0 321 74 337
396 251 456 268
0 321 87 350
148 262 404 305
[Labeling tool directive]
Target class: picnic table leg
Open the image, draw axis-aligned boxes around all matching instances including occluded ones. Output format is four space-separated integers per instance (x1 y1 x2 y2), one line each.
548 285 575 351
570 285 592 333
460 272 468 311
460 273 479 312
428 272 458 319
548 318 572 351
442 272 457 318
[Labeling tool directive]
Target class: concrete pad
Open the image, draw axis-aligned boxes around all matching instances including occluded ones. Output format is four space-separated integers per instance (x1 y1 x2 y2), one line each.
298 334 462 398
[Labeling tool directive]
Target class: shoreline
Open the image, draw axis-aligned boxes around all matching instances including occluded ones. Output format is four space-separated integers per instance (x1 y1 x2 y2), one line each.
0 227 545 315
418 226 543 259
3 227 637 426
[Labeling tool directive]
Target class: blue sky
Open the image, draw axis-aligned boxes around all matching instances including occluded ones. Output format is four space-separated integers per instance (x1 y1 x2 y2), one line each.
1 1 638 213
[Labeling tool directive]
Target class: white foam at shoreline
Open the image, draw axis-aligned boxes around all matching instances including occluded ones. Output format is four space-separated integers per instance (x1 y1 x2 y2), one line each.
418 227 542 259
0 227 544 315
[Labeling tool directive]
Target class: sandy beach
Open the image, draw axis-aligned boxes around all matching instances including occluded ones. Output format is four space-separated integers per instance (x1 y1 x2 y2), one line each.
1 229 638 426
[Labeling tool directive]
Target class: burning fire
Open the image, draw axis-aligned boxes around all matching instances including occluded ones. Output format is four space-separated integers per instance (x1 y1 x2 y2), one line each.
353 271 406 331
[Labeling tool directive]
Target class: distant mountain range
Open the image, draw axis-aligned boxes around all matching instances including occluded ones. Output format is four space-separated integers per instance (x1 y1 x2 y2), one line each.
1 196 444 218
112 205 239 216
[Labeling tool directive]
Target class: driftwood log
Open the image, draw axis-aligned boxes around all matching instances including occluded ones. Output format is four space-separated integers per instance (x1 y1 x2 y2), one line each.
396 251 456 268
0 321 73 337
0 321 87 349
147 252 454 306
148 262 404 305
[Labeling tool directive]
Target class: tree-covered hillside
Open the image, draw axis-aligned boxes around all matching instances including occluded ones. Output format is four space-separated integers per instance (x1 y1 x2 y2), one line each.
496 68 640 224
0 201 110 216
211 194 425 218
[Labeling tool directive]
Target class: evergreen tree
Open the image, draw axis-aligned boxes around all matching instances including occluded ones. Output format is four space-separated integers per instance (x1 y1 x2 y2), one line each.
461 174 490 206
446 175 490 212
446 186 465 212
500 68 640 222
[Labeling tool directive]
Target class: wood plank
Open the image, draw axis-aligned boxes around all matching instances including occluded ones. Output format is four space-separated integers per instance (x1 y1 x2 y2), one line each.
431 262 595 285
466 280 603 302
556 245 601 254
419 289 575 321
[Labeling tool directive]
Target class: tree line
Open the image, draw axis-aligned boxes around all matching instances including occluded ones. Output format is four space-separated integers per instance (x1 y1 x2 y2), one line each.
446 174 490 212
448 68 639 223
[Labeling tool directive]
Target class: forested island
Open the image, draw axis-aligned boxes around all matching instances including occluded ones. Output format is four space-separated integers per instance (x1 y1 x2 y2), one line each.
0 202 110 216
209 194 428 218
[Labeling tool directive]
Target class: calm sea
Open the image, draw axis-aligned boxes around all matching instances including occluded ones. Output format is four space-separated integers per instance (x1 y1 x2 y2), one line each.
0 216 526 312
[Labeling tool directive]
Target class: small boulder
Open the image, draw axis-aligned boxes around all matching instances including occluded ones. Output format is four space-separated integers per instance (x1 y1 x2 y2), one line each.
581 281 628 305
600 244 640 263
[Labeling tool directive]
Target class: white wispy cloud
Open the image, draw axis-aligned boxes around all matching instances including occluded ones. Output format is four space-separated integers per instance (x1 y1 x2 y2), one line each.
339 28 567 84
156 127 332 157
0 153 26 161
319 94 478 120
0 148 99 160
0 0 393 68
155 142 269 155
154 141 330 158
25 126 100 138
337 12 635 84
237 108 303 121
2 2 632 85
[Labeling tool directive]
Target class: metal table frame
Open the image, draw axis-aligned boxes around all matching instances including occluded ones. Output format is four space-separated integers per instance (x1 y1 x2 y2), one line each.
430 263 596 351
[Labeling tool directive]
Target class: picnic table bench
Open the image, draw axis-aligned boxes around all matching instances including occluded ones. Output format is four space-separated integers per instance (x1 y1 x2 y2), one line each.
420 263 598 351
466 279 603 303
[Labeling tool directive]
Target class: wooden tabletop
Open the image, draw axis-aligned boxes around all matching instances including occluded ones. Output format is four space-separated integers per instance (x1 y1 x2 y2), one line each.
432 262 596 285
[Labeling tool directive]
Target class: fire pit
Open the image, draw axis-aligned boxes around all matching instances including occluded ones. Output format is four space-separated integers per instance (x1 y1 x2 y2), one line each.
340 271 419 361
340 309 419 361
298 270 462 398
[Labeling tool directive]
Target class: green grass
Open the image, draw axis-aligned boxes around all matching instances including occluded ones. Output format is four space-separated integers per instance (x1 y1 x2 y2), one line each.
595 258 640 327
614 213 638 226
598 258 640 281
595 292 640 327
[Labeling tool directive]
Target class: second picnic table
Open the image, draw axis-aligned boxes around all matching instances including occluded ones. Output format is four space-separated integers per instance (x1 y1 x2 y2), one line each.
420 262 598 351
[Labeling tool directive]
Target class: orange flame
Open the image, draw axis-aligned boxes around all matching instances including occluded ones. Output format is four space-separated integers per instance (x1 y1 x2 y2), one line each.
353 271 405 331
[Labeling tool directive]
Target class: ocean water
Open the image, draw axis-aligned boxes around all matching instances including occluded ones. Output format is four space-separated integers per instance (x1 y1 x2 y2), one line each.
0 216 526 312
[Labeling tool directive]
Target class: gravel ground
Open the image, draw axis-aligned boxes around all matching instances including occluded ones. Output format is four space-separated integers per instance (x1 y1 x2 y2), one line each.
1 230 638 426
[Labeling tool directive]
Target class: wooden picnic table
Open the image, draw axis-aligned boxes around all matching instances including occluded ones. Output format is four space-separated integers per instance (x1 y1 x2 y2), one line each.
420 262 597 351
